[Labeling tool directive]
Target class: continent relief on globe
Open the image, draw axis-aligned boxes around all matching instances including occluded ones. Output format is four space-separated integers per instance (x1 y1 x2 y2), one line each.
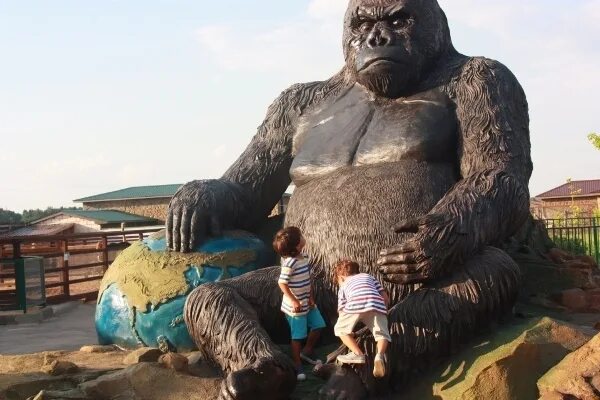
95 230 267 351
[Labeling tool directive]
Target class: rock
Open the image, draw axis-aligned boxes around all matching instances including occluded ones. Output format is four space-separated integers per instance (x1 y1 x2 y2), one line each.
187 351 204 366
514 253 597 297
80 362 221 400
0 349 127 400
122 347 163 365
538 333 600 400
554 288 589 311
404 317 595 400
547 248 574 264
158 352 189 373
40 360 79 376
578 255 599 268
79 345 118 354
594 322 600 331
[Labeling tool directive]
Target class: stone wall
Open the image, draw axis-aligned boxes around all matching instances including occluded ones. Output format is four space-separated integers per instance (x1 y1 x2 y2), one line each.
83 199 170 222
37 214 101 233
85 195 291 222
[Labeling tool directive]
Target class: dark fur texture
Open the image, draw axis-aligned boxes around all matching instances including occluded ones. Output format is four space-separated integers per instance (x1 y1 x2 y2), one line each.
180 0 532 398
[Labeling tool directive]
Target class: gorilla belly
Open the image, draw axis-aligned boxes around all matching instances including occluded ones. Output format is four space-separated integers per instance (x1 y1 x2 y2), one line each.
285 160 458 272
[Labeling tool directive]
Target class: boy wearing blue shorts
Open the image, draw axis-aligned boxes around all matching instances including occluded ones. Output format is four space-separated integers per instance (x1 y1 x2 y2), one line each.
274 226 326 381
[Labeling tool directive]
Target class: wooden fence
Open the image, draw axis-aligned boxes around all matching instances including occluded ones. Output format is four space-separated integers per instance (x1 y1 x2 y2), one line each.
0 228 161 309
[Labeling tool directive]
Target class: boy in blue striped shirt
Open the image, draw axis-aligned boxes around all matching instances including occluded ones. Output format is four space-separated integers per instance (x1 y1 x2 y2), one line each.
274 227 326 381
334 260 391 378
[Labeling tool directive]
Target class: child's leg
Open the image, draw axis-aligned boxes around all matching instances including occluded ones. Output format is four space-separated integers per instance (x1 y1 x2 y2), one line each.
369 312 391 354
339 334 364 355
376 338 388 354
291 340 303 368
287 315 308 369
303 308 326 356
334 312 363 355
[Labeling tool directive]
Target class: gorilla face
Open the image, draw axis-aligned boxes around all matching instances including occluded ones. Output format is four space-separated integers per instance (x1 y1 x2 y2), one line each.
344 0 450 98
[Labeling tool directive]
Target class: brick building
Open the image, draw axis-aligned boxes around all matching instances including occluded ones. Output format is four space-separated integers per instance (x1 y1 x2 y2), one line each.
75 184 292 222
531 180 600 219
75 185 182 222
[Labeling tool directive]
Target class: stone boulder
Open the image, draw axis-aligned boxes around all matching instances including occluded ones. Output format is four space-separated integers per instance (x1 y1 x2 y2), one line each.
404 317 595 400
122 347 163 365
538 333 600 400
79 362 220 400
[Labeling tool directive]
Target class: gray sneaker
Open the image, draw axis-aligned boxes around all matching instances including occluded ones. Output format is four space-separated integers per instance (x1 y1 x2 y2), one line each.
373 353 387 378
337 352 366 364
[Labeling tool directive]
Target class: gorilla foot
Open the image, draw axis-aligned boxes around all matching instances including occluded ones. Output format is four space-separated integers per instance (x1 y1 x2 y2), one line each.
218 358 296 400
315 363 367 400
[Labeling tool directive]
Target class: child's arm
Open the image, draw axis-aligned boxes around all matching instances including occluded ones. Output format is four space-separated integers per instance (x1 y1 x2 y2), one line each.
278 282 302 312
278 264 302 312
380 290 390 309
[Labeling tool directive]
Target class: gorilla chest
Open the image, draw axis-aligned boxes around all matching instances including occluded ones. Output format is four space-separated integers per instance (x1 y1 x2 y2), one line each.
290 86 458 185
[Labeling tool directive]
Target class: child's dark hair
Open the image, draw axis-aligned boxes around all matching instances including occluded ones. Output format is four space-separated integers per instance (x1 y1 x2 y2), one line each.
273 226 302 258
335 260 360 277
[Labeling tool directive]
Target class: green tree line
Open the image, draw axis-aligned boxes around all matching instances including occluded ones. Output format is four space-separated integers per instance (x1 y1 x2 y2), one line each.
0 207 82 225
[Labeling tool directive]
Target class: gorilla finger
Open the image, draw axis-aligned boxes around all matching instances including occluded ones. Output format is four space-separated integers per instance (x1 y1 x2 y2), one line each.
189 211 200 251
384 272 426 284
378 264 419 275
180 208 192 253
166 210 174 250
210 214 222 238
193 213 209 249
393 218 420 233
379 243 417 256
172 210 182 252
376 253 416 266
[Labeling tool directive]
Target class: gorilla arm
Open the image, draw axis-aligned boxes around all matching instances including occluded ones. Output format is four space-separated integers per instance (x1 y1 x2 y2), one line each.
378 58 532 283
167 81 336 252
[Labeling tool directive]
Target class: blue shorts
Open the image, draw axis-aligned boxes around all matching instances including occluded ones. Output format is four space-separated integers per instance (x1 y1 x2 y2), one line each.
285 308 326 340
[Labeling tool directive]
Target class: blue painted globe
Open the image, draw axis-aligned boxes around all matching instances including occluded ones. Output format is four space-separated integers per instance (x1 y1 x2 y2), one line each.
95 230 267 352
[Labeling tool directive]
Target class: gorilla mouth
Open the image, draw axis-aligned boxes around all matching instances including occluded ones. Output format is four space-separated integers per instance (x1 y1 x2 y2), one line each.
361 57 400 71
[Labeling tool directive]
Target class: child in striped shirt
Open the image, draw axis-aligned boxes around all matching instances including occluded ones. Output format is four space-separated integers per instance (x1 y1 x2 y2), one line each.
274 227 326 382
334 260 391 378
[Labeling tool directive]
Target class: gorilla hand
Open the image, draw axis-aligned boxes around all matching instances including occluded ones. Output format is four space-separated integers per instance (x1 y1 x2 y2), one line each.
167 179 248 252
377 214 455 284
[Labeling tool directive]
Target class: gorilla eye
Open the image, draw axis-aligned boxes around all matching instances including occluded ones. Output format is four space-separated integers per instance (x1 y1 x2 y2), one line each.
390 12 411 28
359 21 374 33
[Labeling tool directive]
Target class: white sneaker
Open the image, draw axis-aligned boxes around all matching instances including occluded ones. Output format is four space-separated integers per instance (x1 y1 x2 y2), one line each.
373 353 387 378
296 370 307 381
337 352 366 364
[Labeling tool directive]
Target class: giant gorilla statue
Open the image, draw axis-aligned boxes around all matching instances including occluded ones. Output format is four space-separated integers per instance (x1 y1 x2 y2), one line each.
169 0 532 398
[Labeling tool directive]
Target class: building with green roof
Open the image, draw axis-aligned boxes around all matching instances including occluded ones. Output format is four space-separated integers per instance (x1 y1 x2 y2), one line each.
74 184 183 223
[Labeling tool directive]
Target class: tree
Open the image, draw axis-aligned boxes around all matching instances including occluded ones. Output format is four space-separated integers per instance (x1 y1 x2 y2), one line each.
21 207 82 223
589 133 600 150
0 209 22 224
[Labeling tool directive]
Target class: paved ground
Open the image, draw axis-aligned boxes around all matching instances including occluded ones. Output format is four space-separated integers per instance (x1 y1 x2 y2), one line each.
0 302 97 355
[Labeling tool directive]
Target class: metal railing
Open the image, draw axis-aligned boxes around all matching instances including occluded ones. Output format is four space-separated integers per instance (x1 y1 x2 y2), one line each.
543 217 600 263
0 228 161 305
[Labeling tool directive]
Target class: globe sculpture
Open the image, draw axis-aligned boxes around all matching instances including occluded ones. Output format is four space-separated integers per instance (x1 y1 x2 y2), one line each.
95 230 267 352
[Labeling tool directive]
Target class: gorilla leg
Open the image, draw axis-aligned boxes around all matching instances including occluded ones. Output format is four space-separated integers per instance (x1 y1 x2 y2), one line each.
320 246 520 398
380 246 520 391
184 267 296 400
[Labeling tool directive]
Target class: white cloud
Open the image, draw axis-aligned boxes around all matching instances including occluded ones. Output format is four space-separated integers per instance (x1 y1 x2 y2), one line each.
195 2 344 80
307 0 347 20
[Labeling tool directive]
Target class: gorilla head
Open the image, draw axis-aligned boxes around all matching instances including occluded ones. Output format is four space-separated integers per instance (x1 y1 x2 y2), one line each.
343 0 453 98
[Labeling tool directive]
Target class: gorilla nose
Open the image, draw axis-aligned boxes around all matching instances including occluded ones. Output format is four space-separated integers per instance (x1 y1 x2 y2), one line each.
367 29 391 48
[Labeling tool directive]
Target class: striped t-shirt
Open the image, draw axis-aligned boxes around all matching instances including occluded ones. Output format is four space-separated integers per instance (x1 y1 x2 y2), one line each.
278 256 312 316
338 273 387 315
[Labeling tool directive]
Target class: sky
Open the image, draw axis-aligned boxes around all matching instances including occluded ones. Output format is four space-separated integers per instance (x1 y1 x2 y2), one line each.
1 0 599 211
